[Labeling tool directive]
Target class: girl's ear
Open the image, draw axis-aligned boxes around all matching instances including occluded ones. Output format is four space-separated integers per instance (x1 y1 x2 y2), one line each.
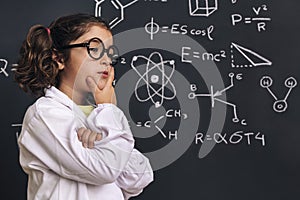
52 51 65 70
57 61 65 70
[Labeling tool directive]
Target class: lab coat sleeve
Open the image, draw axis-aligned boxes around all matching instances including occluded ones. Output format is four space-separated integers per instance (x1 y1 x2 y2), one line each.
87 104 154 199
18 101 135 185
116 149 154 200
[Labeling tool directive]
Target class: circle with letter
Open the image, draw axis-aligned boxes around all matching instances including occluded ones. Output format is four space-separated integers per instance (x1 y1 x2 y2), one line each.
273 100 287 113
260 76 273 88
284 77 297 88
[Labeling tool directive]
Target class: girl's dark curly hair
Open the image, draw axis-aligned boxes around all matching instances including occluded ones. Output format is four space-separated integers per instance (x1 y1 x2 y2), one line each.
15 13 111 97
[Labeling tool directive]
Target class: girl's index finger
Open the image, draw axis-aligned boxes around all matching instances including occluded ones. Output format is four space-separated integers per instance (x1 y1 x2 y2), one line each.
105 66 115 88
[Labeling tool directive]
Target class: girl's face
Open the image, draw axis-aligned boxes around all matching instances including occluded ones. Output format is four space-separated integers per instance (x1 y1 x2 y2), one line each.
59 25 113 104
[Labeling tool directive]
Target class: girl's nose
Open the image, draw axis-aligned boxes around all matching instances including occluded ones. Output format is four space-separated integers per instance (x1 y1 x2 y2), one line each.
99 52 112 66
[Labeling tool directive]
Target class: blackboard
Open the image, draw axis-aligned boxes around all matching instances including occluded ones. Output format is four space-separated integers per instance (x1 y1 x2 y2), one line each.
1 0 299 199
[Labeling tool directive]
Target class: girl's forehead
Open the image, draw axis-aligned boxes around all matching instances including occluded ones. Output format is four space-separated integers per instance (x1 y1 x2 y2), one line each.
75 25 112 44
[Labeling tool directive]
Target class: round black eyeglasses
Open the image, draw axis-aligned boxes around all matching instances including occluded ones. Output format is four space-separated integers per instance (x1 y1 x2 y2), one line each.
60 37 119 65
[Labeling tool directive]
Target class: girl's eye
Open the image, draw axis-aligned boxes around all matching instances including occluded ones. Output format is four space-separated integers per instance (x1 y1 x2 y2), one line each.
89 48 99 53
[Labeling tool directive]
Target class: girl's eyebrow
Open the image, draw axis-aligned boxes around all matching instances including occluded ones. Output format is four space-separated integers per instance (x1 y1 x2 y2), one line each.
77 37 100 43
80 38 92 43
69 38 90 45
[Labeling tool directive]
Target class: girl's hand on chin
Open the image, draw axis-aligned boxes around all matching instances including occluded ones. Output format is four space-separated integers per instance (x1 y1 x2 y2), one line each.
86 67 116 105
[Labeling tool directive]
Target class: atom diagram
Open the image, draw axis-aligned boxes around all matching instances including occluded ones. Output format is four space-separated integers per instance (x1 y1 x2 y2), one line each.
131 52 176 108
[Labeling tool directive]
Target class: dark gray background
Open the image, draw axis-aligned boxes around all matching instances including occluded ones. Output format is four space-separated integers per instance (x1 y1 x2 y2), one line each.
0 0 299 199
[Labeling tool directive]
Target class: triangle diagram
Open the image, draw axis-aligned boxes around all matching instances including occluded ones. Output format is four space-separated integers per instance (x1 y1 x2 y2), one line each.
231 42 272 67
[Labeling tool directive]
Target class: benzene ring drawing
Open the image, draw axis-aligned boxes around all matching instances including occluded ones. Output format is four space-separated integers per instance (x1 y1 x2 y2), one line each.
95 0 138 29
131 52 176 108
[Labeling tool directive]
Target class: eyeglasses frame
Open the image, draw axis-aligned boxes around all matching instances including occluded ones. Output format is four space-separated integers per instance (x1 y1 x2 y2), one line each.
59 37 119 65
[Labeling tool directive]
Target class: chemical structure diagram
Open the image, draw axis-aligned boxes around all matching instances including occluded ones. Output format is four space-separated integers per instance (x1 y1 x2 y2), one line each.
94 0 138 29
135 108 188 140
260 76 297 112
188 72 247 125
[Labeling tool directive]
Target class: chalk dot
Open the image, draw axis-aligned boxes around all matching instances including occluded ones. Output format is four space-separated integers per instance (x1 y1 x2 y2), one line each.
132 56 138 61
155 102 161 108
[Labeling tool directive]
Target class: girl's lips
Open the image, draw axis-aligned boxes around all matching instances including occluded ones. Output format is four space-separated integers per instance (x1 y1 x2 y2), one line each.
102 71 108 76
98 71 109 78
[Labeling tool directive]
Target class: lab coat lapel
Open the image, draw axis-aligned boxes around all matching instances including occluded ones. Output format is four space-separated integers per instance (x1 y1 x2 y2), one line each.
45 86 89 128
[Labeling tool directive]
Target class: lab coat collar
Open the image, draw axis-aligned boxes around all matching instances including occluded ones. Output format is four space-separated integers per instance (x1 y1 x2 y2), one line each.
44 86 75 110
44 87 90 125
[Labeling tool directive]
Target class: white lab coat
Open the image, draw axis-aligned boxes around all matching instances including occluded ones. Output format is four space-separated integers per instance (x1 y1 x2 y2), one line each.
18 86 154 200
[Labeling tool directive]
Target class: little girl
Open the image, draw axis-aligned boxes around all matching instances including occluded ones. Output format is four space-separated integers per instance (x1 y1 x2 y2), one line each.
15 13 153 200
